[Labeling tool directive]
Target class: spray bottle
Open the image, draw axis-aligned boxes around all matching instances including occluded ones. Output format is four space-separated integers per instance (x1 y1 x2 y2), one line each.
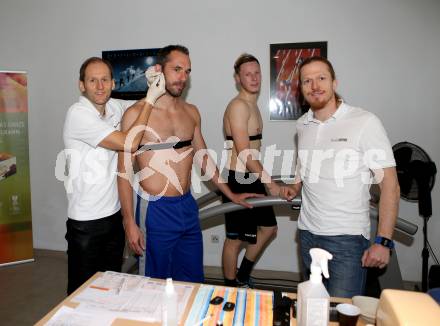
296 248 333 326
162 278 178 326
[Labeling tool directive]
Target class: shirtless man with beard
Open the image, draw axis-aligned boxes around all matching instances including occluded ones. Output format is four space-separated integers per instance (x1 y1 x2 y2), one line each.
118 45 260 282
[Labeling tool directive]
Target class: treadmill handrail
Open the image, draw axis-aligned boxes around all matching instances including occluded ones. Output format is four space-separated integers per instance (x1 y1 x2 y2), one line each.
198 195 417 236
196 190 221 207
195 175 295 207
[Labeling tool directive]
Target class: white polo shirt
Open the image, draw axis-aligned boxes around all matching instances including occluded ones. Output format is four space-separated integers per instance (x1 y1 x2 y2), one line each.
63 96 134 221
296 102 396 239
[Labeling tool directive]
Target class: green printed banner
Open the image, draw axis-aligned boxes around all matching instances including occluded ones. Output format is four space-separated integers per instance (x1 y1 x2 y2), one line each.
0 71 34 266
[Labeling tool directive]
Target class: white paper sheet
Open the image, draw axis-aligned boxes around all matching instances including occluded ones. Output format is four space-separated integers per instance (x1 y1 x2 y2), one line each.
44 306 115 326
69 271 194 323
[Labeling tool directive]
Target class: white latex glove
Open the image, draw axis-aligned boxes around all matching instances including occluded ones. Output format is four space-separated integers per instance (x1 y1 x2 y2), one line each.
145 66 162 87
145 68 165 105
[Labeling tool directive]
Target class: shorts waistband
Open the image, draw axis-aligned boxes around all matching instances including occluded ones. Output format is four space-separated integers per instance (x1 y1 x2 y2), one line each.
148 191 193 203
225 170 258 179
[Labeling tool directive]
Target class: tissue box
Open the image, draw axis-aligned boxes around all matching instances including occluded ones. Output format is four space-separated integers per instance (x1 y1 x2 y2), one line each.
377 289 440 326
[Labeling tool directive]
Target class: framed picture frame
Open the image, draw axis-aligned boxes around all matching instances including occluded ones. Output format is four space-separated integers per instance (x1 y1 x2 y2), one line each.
269 42 327 120
102 48 160 100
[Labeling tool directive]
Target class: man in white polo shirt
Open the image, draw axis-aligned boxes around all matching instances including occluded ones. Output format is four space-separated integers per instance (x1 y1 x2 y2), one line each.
63 57 165 294
281 57 400 298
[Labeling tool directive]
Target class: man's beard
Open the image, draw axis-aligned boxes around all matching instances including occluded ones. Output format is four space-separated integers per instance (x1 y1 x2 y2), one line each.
307 92 334 111
166 82 185 98
309 99 328 111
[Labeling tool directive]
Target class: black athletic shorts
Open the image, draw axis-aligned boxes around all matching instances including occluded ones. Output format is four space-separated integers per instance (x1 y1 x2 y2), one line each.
221 170 277 244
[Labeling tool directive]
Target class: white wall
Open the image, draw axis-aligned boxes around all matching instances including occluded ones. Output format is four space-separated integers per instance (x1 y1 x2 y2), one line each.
0 0 439 282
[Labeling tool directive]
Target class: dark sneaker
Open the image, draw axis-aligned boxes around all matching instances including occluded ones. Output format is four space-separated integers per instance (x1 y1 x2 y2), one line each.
224 278 238 287
236 277 255 289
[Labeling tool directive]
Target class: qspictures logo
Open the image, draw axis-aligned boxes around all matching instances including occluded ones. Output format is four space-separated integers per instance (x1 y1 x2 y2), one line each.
55 126 390 199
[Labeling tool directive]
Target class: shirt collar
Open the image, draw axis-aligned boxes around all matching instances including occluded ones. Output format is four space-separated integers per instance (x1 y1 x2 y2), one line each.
332 101 348 119
303 100 348 125
304 109 315 124
79 96 115 119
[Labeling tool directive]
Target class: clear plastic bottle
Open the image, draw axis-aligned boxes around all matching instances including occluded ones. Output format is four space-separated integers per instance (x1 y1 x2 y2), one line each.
297 248 333 326
162 278 178 326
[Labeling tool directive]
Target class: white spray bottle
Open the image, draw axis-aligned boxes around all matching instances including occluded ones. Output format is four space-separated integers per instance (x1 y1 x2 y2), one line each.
296 248 333 326
162 278 178 326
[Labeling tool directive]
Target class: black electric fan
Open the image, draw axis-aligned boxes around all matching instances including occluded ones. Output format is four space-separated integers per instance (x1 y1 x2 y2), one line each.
393 141 437 292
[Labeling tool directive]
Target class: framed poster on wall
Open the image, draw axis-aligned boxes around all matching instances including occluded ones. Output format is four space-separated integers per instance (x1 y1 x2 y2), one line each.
102 48 160 100
269 42 327 120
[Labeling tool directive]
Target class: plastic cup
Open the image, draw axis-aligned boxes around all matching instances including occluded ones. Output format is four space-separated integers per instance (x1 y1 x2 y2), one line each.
352 295 379 324
336 303 361 326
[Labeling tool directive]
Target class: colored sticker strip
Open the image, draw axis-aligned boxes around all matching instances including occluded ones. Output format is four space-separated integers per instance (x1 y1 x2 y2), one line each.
185 285 273 326
184 285 214 326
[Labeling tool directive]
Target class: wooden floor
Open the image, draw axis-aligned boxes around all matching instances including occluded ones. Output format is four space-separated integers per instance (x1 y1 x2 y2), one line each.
0 250 68 325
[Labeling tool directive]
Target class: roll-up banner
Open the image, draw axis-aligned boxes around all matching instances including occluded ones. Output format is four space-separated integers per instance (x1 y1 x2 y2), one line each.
0 71 34 266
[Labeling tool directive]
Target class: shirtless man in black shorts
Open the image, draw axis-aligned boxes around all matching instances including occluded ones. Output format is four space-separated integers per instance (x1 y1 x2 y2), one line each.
222 53 280 287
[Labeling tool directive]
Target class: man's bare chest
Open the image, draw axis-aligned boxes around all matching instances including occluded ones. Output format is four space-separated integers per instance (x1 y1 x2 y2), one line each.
143 110 195 142
248 106 263 133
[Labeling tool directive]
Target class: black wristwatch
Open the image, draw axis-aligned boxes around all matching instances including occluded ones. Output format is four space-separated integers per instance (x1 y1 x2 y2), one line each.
375 236 395 249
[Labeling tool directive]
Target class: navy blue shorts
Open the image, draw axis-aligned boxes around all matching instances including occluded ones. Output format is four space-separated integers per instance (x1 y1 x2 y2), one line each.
136 192 204 283
221 170 277 244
